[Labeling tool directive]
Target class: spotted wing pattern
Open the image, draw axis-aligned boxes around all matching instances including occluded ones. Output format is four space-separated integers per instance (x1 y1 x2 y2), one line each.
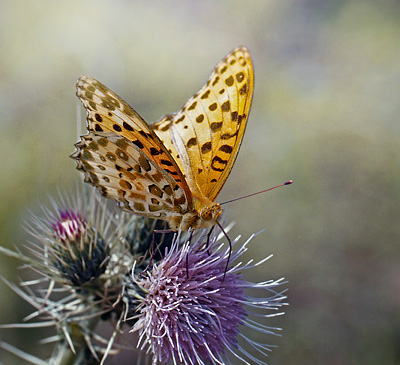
72 47 254 228
71 132 190 217
75 75 192 206
152 47 253 202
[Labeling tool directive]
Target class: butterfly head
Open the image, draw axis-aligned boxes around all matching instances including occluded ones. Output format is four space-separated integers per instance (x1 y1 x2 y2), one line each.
200 203 223 225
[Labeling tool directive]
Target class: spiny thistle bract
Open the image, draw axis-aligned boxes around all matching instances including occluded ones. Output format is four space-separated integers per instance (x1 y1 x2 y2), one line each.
0 188 287 364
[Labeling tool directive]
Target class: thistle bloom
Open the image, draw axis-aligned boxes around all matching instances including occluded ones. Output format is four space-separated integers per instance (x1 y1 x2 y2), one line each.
1 188 286 364
52 209 86 243
0 188 177 363
26 188 118 286
131 229 287 364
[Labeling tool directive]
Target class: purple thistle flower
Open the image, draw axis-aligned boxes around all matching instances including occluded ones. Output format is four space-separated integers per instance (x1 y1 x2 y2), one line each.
2 186 286 364
131 229 287 364
25 188 118 286
52 209 86 243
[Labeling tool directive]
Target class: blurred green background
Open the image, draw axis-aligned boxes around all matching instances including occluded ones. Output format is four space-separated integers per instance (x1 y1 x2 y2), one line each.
1 1 399 364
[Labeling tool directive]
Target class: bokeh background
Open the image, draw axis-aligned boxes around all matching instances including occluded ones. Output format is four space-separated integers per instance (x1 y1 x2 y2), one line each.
1 1 399 364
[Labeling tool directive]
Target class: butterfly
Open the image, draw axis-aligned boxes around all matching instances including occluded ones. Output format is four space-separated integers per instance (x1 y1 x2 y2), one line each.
71 47 254 233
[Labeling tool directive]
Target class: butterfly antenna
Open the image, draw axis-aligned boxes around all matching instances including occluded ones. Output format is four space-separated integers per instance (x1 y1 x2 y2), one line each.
220 180 293 206
216 220 232 281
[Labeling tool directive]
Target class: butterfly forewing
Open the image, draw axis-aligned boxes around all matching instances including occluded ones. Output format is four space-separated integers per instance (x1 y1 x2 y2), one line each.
71 132 190 218
152 47 254 201
76 76 192 204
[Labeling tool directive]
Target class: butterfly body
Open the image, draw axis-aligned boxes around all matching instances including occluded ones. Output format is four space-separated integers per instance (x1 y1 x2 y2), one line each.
167 202 222 231
71 47 254 232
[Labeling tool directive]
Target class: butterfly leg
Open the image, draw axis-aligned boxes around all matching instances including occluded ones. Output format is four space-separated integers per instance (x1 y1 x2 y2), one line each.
205 225 215 255
139 229 174 277
216 221 232 281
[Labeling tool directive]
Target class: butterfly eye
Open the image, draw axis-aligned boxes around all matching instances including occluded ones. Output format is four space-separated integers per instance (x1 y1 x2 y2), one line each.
200 208 212 221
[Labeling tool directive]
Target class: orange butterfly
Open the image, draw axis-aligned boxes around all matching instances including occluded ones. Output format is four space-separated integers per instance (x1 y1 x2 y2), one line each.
71 47 254 233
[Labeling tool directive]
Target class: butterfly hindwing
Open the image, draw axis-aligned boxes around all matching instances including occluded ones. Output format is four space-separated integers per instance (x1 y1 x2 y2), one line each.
71 132 190 218
76 75 193 205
